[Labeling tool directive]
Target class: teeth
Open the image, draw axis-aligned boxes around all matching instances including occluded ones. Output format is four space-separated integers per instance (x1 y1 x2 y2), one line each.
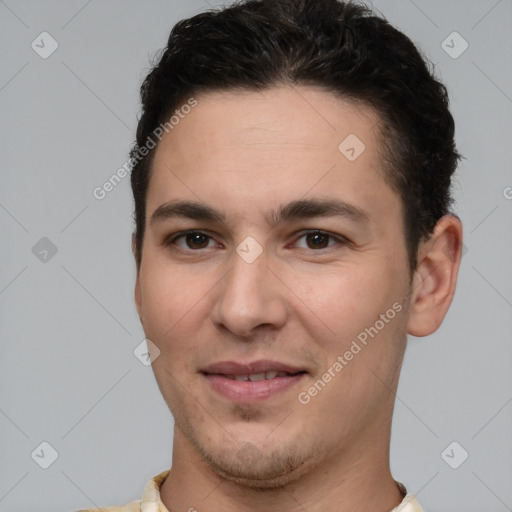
248 373 266 382
265 371 278 379
234 375 249 381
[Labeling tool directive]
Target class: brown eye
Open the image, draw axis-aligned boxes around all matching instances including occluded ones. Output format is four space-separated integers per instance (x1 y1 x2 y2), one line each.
294 230 344 250
166 231 216 251
305 231 330 249
185 232 210 249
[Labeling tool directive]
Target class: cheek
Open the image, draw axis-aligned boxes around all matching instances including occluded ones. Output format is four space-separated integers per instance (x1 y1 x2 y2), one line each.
297 313 407 431
139 260 207 344
296 265 397 342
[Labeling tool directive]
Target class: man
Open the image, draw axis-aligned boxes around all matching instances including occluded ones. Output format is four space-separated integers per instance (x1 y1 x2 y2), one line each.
79 0 463 510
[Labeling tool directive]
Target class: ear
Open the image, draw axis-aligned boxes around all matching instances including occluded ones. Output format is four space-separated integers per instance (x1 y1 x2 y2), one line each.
407 214 463 337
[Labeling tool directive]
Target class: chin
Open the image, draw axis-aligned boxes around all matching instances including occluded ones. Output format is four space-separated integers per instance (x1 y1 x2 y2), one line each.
173 406 324 489
197 440 317 490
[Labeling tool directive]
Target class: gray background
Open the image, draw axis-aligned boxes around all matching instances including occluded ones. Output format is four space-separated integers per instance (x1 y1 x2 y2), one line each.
1 0 511 511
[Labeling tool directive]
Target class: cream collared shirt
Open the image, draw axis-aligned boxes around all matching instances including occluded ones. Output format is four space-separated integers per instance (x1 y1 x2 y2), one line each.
76 470 424 512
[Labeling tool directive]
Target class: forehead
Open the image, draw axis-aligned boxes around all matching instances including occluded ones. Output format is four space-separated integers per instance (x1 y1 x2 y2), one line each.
154 85 380 161
147 85 398 228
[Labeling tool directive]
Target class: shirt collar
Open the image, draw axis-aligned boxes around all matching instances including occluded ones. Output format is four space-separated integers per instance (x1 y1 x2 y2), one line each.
391 482 425 512
141 471 424 512
141 470 170 512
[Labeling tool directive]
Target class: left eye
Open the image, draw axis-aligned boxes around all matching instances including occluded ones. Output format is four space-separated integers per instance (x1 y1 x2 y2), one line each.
293 230 343 250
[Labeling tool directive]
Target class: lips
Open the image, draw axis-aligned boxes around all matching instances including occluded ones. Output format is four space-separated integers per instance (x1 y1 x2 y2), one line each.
202 359 306 376
201 359 307 403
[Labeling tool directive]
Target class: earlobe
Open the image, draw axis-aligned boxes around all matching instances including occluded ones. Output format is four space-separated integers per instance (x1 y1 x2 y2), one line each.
407 215 463 337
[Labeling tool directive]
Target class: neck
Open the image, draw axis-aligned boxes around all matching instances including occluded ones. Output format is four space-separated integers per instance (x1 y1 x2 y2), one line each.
160 425 403 512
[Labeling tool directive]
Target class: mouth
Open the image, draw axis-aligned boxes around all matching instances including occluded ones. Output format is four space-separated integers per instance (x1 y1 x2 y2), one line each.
201 360 308 403
215 370 303 381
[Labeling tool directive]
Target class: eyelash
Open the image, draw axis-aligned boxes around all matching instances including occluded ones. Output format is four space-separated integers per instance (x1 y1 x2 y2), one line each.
163 229 349 253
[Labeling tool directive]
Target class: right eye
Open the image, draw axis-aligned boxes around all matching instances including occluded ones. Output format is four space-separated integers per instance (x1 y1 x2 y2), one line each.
164 230 219 252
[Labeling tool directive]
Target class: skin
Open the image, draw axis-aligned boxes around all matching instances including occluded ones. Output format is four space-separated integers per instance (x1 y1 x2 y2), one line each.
134 85 463 512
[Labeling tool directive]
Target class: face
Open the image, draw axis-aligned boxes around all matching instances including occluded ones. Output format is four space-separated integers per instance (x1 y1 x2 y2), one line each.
135 86 414 487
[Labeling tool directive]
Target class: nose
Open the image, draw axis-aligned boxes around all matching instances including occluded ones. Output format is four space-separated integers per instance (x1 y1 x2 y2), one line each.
211 247 288 338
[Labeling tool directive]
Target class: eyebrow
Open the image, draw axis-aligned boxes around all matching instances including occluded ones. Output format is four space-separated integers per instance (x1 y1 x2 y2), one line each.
149 198 369 227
